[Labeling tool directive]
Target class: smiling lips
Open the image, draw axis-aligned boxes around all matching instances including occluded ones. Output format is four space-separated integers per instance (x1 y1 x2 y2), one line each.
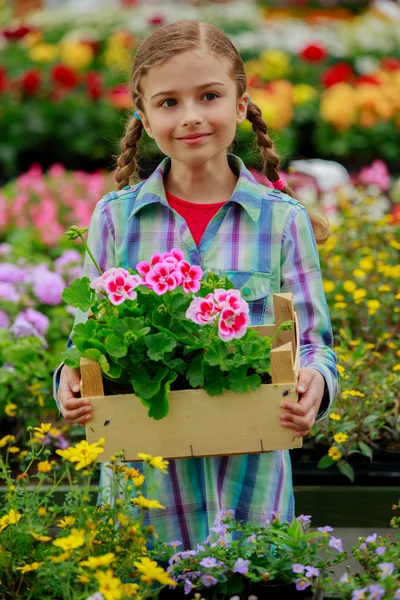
177 132 212 145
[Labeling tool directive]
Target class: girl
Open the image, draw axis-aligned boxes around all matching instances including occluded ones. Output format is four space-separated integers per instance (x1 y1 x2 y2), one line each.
55 20 338 549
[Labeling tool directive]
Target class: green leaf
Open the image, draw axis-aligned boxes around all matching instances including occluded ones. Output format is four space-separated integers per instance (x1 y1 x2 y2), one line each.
83 348 110 374
148 371 178 420
73 320 98 339
337 461 355 482
317 455 335 470
165 291 191 318
106 362 123 379
359 442 373 461
187 355 204 388
130 367 168 401
82 339 107 354
146 333 177 361
203 365 225 396
204 344 230 369
61 346 81 368
228 369 261 393
62 277 94 312
105 334 127 358
114 317 150 338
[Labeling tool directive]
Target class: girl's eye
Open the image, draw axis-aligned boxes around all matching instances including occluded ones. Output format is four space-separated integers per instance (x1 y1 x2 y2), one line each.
161 98 177 108
203 92 218 101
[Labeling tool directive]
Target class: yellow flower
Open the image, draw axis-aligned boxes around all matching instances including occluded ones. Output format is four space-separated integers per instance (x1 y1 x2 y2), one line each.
5 403 17 417
0 509 22 532
122 582 140 597
367 299 381 315
334 294 345 301
328 447 342 461
386 342 397 350
29 43 58 63
117 513 129 527
80 553 115 569
134 557 177 587
95 569 123 600
353 269 366 279
334 302 347 309
8 446 20 453
59 41 94 70
259 49 291 79
53 529 85 551
76 573 90 583
137 453 169 474
58 516 76 528
50 551 71 563
34 423 52 436
56 438 104 470
359 257 374 272
0 435 15 448
323 281 335 294
132 496 165 510
29 532 52 542
38 507 47 517
393 364 400 371
334 433 348 444
343 280 357 293
337 365 345 377
19 450 28 459
320 83 357 130
396 293 400 301
353 289 367 302
390 239 400 250
342 390 365 398
396 350 400 357
132 474 145 488
329 412 342 421
37 460 52 473
16 562 43 574
349 340 360 347
293 84 317 105
378 285 391 292
366 343 375 350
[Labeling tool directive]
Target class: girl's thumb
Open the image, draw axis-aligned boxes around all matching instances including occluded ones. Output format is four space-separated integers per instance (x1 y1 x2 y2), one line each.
68 369 81 393
297 368 313 394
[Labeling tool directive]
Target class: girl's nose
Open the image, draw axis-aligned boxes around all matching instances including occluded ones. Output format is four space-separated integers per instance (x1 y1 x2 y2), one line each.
180 103 204 127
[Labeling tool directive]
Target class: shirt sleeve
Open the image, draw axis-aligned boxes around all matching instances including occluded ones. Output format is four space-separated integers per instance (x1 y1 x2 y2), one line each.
280 205 339 420
53 199 115 410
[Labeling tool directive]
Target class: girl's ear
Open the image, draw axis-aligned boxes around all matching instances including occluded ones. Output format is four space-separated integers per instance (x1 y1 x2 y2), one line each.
137 110 154 139
236 93 250 125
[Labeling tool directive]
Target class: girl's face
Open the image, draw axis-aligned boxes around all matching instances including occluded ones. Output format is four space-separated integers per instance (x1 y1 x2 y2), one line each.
138 48 249 167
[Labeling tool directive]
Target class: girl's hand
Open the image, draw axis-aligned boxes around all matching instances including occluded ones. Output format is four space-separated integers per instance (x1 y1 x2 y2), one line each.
280 367 326 437
58 365 93 425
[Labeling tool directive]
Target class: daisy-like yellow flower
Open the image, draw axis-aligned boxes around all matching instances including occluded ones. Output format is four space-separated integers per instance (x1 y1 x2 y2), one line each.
50 551 71 563
53 529 85 551
29 532 52 542
122 582 140 597
76 573 90 584
323 281 335 294
57 438 104 470
38 507 47 517
386 342 397 350
58 516 76 529
80 553 115 569
124 467 141 481
353 288 367 303
5 403 17 417
393 364 400 372
132 496 165 510
117 513 130 527
16 562 43 574
133 474 145 488
378 285 391 292
343 280 357 293
137 453 169 474
94 569 123 600
333 433 348 444
8 446 20 453
353 269 366 279
367 299 380 315
0 435 15 448
37 460 52 473
34 423 52 436
0 509 22 532
329 412 341 421
134 557 177 586
337 365 345 377
328 447 342 461
342 390 365 398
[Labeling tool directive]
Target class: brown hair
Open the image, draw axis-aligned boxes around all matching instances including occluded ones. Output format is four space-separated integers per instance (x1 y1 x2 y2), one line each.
115 20 329 244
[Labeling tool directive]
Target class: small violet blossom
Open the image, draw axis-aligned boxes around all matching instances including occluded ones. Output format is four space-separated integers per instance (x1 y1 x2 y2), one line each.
183 579 193 595
10 315 47 346
366 533 378 544
233 558 250 575
351 590 368 600
295 579 310 591
200 574 218 587
379 562 394 579
340 573 350 583
375 546 386 556
305 566 319 578
394 589 400 599
291 564 305 574
329 536 343 552
199 557 218 568
368 584 385 600
317 525 333 535
296 514 312 528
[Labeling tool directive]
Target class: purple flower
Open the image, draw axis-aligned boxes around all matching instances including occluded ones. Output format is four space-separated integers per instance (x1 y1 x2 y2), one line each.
246 534 256 544
200 574 217 587
0 263 26 283
375 546 386 556
21 308 49 335
211 524 227 536
295 579 310 591
0 282 20 303
340 573 350 583
179 550 197 559
32 269 65 305
54 250 82 272
368 584 385 600
359 543 367 551
86 594 104 600
394 589 400 600
305 566 319 578
352 590 368 600
0 310 10 329
366 533 378 544
233 558 250 575
166 540 182 550
329 536 343 552
10 315 47 346
183 579 193 595
292 564 305 574
296 514 312 529
199 557 218 568
379 562 394 579
317 525 334 534
0 243 11 257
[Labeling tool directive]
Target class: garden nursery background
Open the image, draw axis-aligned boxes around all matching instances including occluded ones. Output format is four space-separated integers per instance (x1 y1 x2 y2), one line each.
0 0 399 598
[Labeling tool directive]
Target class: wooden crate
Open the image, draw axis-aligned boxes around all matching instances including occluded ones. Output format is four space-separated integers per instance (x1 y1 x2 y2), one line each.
83 293 302 461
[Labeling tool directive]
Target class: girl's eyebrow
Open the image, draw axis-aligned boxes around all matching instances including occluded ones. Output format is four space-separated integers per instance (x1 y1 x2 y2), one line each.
150 81 226 100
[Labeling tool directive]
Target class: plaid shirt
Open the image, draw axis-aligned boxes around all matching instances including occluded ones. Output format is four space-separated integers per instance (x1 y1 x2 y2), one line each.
54 154 338 549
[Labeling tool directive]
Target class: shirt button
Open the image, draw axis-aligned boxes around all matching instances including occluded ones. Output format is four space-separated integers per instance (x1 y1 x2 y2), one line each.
273 189 280 194
123 185 130 190
243 287 251 296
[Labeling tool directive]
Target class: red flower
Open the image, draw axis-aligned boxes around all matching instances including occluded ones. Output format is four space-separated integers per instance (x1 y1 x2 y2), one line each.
2 25 33 41
321 62 353 88
107 84 132 109
51 64 79 88
356 74 381 86
391 204 400 225
299 42 327 63
148 14 165 27
20 69 41 95
380 57 400 72
0 67 9 93
86 71 103 101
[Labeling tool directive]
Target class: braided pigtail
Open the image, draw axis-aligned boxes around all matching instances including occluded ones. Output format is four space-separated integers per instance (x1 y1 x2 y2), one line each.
246 101 329 244
115 117 143 190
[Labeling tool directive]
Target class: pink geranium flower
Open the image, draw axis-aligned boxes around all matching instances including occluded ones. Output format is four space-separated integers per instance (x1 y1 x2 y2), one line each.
214 289 249 314
146 262 179 295
186 294 217 324
102 268 141 306
90 267 132 293
179 261 203 294
136 249 185 286
218 307 249 342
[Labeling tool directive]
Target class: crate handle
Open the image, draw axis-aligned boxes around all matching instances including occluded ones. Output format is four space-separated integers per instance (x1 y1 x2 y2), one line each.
80 357 104 398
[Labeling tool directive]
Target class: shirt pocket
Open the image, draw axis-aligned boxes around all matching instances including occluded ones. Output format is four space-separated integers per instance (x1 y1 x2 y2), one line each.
221 271 272 326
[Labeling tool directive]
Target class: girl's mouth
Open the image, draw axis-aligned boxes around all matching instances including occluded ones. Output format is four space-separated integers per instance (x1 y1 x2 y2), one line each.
177 133 211 145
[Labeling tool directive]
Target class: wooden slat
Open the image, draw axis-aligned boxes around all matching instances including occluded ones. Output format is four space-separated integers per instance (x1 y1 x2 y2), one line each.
273 293 296 352
80 358 104 398
270 342 295 384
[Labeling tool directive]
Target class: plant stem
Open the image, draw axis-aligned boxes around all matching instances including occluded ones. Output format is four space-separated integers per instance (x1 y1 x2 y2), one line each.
79 234 102 276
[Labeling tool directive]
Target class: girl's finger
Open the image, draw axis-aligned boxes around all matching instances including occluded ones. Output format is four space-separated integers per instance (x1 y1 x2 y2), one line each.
62 396 89 411
63 405 93 422
281 411 315 431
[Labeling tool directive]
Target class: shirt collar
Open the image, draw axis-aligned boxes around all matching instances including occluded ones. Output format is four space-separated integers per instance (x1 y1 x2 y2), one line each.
128 153 262 223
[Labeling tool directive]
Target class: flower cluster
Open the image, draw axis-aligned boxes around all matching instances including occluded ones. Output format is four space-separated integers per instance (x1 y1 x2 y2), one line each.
137 248 203 296
90 268 142 306
186 289 250 342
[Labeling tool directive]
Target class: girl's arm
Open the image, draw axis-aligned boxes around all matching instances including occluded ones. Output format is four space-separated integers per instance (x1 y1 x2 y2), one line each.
279 205 339 424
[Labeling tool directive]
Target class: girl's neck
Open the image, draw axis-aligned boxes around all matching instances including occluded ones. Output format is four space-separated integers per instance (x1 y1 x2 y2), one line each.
164 152 238 204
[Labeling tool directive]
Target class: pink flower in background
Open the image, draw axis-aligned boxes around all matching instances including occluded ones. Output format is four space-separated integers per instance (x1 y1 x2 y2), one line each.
186 294 217 324
21 308 50 335
0 263 27 283
0 193 8 229
178 261 203 294
10 314 47 346
32 269 65 305
358 160 391 192
218 306 249 342
0 310 10 329
54 250 82 282
102 269 142 305
0 282 20 303
0 243 11 257
47 164 66 178
146 263 179 295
